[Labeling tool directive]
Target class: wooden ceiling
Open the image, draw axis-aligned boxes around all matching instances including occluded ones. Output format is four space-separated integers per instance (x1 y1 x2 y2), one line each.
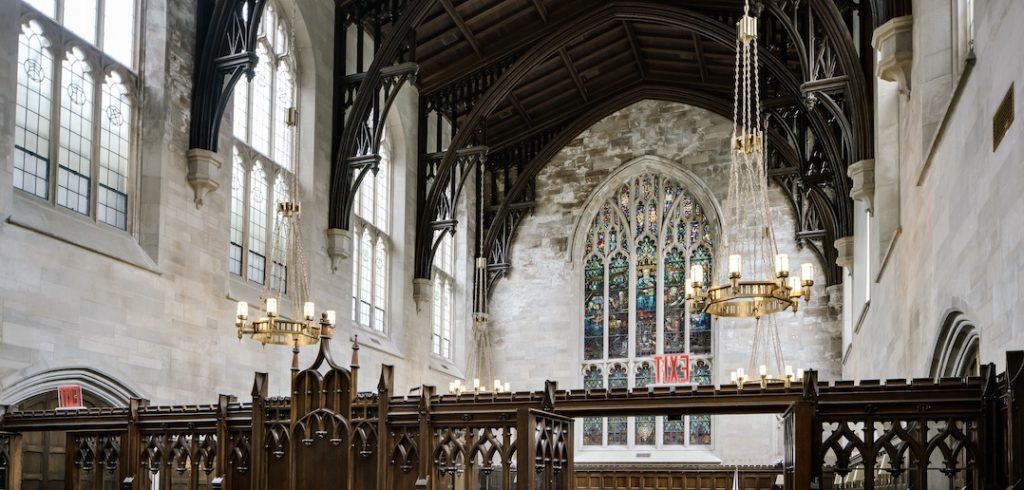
410 0 781 152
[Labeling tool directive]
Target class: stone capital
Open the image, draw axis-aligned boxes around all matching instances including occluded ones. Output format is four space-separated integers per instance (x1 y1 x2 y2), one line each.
186 148 222 209
848 158 875 212
873 15 913 92
326 228 353 272
834 236 855 272
412 278 433 313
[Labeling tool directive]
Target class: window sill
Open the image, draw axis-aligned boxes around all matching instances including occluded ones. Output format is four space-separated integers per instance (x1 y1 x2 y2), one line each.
348 327 405 359
575 447 721 464
429 356 464 379
6 192 160 275
854 301 871 335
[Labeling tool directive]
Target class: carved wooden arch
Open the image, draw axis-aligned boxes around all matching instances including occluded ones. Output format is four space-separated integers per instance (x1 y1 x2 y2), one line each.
415 2 819 279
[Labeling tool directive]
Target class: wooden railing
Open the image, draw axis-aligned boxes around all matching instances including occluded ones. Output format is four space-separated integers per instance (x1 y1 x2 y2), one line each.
0 343 1021 489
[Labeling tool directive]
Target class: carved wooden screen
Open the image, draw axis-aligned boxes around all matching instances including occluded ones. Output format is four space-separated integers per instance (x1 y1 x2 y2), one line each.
290 343 352 490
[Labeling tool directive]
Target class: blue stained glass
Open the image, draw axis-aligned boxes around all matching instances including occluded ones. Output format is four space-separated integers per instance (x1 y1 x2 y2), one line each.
663 247 687 354
636 415 656 446
601 204 611 227
690 415 712 445
635 236 657 357
584 366 603 390
608 253 629 358
664 183 676 211
607 416 627 445
619 189 630 219
608 365 628 389
635 363 653 388
635 200 646 238
583 417 603 446
692 359 712 385
690 245 713 354
664 417 686 445
584 256 605 360
609 228 618 251
683 195 693 218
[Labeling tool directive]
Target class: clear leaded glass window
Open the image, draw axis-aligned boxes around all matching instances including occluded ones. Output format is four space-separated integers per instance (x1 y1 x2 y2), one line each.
351 130 391 333
581 174 715 448
14 0 138 230
230 4 297 289
432 232 456 359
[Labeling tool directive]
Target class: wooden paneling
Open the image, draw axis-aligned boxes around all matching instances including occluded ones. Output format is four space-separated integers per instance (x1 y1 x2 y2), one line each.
574 468 780 490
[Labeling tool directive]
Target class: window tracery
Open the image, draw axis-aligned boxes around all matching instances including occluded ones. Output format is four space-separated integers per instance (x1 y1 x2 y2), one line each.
581 173 716 448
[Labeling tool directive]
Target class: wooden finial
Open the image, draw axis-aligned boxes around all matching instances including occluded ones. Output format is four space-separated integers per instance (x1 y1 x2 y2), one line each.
351 335 360 368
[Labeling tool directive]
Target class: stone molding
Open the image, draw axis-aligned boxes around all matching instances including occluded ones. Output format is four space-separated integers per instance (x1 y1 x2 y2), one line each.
412 278 432 312
873 16 913 92
186 148 222 209
847 158 875 212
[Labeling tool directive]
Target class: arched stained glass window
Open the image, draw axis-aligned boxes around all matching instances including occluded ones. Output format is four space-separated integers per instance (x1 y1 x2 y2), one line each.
229 3 298 290
14 0 138 230
580 173 716 450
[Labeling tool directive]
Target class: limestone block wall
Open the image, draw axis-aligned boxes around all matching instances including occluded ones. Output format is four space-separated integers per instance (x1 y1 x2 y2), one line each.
842 0 1024 380
487 100 842 465
0 0 462 406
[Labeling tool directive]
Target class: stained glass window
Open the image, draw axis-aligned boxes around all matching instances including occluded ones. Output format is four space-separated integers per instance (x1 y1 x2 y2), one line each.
229 3 298 289
580 172 717 449
14 1 138 228
582 365 604 446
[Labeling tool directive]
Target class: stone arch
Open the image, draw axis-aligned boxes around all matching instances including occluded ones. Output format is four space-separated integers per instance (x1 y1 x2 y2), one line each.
929 310 980 379
0 366 142 407
568 154 724 265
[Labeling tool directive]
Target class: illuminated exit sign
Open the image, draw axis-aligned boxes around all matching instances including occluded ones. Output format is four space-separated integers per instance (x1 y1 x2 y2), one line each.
653 354 690 384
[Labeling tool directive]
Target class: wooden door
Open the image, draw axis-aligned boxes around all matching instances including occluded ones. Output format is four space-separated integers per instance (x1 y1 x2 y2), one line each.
18 394 65 490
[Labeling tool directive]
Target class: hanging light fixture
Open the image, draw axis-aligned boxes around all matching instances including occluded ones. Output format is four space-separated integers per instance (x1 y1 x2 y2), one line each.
686 0 814 319
685 0 815 386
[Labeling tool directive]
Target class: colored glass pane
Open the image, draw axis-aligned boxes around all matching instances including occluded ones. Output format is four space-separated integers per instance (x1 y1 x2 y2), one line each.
635 236 657 357
607 253 629 358
584 256 605 360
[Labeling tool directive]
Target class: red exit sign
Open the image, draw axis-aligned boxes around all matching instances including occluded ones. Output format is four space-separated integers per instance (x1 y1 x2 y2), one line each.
653 354 690 384
57 385 84 409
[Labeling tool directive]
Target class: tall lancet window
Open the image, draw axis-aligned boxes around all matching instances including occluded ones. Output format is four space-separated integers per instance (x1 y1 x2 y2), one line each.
351 129 392 334
230 4 297 287
581 173 716 448
14 0 139 230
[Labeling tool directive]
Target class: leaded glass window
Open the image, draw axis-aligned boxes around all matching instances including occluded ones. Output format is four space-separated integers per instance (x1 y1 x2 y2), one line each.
14 2 138 230
351 128 392 334
229 4 297 289
581 173 716 449
432 232 455 358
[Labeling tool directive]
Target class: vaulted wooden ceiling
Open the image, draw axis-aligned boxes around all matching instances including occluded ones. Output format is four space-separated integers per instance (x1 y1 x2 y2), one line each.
330 0 899 289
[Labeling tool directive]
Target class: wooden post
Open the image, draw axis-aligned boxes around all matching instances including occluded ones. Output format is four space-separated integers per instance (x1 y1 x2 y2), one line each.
64 433 78 490
415 386 434 490
377 366 393 490
2 432 23 490
215 394 233 488
250 373 269 490
123 398 147 490
978 362 1005 489
1006 351 1024 486
785 370 819 490
515 408 535 490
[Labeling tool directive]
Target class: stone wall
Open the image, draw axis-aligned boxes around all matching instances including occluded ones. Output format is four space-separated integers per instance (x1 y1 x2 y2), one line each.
488 100 842 465
0 0 462 405
842 0 1024 380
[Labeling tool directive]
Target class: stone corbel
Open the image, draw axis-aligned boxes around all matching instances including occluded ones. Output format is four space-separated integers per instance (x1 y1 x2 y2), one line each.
848 158 875 213
326 228 353 272
186 149 222 209
834 236 855 272
873 16 913 93
412 278 432 313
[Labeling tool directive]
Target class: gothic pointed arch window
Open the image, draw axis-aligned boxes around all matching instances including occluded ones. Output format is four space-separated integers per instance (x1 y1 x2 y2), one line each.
14 0 139 230
230 3 298 288
581 173 716 448
351 128 392 334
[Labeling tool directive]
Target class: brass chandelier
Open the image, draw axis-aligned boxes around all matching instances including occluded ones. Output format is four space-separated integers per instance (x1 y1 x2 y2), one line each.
684 0 814 320
684 0 816 386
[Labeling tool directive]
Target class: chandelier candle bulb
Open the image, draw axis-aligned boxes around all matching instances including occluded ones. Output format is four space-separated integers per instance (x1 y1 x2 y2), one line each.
759 364 768 377
324 310 336 325
303 302 315 321
473 378 480 390
690 264 704 285
494 379 502 391
265 298 278 316
236 301 248 320
728 255 742 278
504 382 510 393
801 263 815 283
785 365 794 378
797 369 805 381
775 254 790 277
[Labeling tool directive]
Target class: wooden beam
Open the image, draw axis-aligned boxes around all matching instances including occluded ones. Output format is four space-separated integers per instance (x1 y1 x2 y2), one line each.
558 47 589 102
622 21 646 80
438 0 483 57
530 0 548 23
692 31 708 83
509 93 533 126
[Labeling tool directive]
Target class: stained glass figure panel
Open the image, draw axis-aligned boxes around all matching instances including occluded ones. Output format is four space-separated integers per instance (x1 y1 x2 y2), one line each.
583 418 603 446
583 256 605 360
689 416 712 445
663 247 686 354
635 236 657 357
690 246 713 354
607 365 628 390
607 253 629 359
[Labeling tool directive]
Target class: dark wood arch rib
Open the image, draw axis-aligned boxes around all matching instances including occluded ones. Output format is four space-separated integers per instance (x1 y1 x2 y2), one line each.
415 1 814 279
